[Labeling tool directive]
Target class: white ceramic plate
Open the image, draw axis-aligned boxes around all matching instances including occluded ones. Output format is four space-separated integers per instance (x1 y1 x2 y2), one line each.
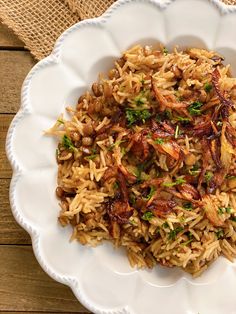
6 0 236 313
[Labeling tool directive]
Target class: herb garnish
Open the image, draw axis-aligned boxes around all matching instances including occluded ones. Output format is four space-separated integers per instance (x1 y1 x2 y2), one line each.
163 47 169 55
125 108 151 126
163 177 186 187
189 164 200 176
204 171 213 182
215 229 224 239
142 211 154 221
154 138 164 145
143 186 156 201
62 135 76 151
188 101 203 116
168 226 183 240
204 82 213 93
183 202 193 210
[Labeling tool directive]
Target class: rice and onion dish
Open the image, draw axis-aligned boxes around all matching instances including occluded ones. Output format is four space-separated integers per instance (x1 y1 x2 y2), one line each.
47 45 236 277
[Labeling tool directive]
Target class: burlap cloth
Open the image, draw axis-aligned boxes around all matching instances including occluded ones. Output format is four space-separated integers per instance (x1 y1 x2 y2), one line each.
0 0 235 60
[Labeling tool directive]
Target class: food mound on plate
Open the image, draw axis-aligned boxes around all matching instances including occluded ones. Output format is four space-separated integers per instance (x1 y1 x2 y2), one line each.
47 45 236 277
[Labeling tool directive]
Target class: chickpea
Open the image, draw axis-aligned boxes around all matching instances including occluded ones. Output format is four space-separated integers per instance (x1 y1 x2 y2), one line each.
82 136 93 146
228 178 236 189
70 131 81 141
56 187 64 199
185 153 197 166
83 124 94 136
108 69 119 79
92 83 103 97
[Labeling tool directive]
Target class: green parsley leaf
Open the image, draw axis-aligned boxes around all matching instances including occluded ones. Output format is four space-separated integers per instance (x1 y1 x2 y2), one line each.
231 216 236 222
204 171 213 182
218 207 224 215
215 229 224 239
174 125 179 139
125 109 151 126
143 186 156 201
142 211 154 221
113 181 119 190
162 222 169 228
189 164 200 176
84 154 98 161
129 219 137 225
188 101 203 116
56 148 59 158
168 226 183 241
176 116 190 123
204 82 213 93
218 206 232 215
183 202 193 210
226 174 236 180
163 178 186 187
163 47 169 55
62 135 76 151
129 193 136 205
57 119 64 124
154 138 164 145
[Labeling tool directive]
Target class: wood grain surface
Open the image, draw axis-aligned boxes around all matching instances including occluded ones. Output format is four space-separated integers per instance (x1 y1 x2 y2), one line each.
0 22 90 313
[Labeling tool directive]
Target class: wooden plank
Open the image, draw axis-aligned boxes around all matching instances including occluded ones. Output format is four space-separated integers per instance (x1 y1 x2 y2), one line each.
0 178 31 244
0 51 35 113
0 23 25 48
0 246 89 313
0 114 13 179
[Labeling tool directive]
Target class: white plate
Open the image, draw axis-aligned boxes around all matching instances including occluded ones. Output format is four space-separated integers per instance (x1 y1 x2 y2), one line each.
6 0 236 313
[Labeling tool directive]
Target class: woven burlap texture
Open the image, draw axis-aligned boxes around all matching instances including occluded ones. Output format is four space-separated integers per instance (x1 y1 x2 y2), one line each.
0 0 236 60
0 0 80 60
65 0 236 18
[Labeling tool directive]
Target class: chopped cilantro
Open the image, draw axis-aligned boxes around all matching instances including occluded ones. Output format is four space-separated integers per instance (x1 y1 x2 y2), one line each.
134 95 146 106
162 222 169 228
143 186 156 201
57 118 64 124
163 47 169 55
231 217 236 222
107 140 126 151
189 164 200 176
174 125 179 139
129 219 136 225
183 202 193 210
146 133 152 139
204 171 213 182
215 229 224 239
176 116 190 123
113 181 119 190
154 138 164 145
226 174 236 180
56 148 59 158
84 154 98 161
216 121 223 127
142 211 154 221
218 207 224 215
218 207 232 215
62 135 76 151
168 226 183 241
91 147 97 154
188 101 203 116
204 82 213 93
125 108 151 126
129 193 136 205
163 177 186 187
135 164 144 183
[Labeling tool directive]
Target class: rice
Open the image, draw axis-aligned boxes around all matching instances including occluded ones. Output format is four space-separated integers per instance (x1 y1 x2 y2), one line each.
48 44 236 276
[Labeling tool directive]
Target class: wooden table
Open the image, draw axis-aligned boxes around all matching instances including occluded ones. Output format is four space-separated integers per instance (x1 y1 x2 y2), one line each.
0 23 90 314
